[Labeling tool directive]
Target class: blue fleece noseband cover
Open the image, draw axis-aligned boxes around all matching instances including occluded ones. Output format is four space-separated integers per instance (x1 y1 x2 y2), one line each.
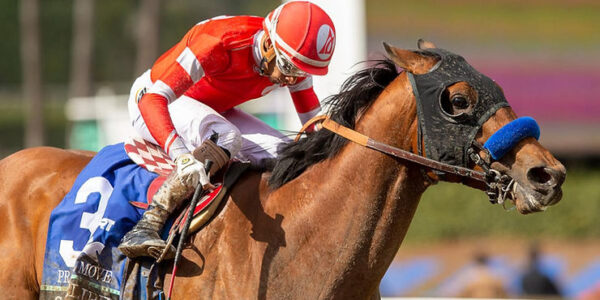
483 116 540 160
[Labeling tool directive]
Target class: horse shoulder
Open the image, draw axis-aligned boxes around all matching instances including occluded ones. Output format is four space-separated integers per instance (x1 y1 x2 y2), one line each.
194 170 269 253
172 170 273 297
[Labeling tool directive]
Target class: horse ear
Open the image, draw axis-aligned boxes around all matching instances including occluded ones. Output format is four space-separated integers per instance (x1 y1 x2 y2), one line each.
417 39 437 50
383 42 436 74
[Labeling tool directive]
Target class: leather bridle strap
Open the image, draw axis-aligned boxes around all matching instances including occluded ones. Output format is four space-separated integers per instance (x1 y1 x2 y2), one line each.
296 115 487 183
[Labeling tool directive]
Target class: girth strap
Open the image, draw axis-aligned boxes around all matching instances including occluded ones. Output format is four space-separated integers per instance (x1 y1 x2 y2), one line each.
296 115 487 183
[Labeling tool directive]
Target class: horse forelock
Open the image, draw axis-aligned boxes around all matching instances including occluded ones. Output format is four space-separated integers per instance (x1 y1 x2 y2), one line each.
268 60 400 189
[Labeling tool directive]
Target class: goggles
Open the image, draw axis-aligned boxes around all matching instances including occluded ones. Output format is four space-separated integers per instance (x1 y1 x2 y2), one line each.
273 46 309 77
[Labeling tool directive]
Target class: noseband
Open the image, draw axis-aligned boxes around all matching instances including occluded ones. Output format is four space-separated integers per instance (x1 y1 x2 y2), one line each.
297 48 540 204
468 116 540 203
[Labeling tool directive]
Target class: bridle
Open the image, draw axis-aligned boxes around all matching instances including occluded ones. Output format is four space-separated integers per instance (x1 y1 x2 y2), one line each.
296 49 540 205
297 116 513 204
468 141 516 205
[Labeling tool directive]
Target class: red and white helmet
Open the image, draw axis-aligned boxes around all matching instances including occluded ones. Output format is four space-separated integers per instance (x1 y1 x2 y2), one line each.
264 1 336 76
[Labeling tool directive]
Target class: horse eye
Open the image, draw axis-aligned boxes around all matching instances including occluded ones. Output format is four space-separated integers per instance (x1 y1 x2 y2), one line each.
452 96 469 109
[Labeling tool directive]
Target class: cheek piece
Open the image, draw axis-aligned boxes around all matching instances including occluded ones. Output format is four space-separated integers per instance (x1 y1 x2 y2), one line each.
483 116 541 160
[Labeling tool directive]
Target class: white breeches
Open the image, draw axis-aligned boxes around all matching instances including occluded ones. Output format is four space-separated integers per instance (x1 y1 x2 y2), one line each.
127 70 291 167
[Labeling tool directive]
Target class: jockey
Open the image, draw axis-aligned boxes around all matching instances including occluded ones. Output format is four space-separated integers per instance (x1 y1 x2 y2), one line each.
119 1 336 259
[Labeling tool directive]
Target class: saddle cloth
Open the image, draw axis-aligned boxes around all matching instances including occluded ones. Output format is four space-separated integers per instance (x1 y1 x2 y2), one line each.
40 143 158 300
41 140 248 299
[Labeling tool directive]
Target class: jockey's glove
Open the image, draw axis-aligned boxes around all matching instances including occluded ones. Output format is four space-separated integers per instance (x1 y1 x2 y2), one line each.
174 153 214 190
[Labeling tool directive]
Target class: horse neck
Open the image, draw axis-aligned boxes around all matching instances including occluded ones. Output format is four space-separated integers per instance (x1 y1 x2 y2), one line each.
275 73 429 297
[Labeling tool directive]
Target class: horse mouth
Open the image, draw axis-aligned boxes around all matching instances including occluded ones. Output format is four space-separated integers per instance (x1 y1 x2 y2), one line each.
512 182 563 214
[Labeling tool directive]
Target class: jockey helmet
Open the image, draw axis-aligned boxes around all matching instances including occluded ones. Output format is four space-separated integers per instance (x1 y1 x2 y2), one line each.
264 1 336 76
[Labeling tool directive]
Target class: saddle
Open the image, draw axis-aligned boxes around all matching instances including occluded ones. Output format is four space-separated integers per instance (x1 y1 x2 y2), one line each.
124 135 249 236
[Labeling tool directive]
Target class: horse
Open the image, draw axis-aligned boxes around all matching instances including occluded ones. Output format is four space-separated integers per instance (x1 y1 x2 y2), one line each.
0 41 565 299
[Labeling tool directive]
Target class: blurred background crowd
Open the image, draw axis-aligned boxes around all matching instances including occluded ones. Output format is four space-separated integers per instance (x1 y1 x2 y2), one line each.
1 0 599 298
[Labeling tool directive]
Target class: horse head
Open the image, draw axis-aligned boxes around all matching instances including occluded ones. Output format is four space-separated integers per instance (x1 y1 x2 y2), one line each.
384 40 566 214
264 41 567 297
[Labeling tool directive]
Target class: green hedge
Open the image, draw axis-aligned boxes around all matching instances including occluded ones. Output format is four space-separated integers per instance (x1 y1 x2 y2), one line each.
404 168 600 243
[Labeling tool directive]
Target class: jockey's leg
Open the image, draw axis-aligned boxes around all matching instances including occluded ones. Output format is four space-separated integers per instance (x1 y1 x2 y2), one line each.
222 108 291 168
119 105 287 258
127 72 242 156
123 86 240 259
118 138 230 259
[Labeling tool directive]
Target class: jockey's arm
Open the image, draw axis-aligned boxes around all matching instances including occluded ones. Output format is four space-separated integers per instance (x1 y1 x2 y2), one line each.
288 76 321 132
138 31 225 159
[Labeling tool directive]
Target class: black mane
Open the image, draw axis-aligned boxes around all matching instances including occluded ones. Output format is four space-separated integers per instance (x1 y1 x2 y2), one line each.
268 60 400 188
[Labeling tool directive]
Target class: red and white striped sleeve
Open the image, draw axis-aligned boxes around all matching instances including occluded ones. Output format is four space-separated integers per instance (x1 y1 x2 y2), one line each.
288 76 321 130
138 32 224 159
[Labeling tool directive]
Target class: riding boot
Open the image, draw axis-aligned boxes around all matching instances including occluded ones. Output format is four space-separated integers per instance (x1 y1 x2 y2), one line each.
118 204 175 259
119 138 230 259
118 169 194 260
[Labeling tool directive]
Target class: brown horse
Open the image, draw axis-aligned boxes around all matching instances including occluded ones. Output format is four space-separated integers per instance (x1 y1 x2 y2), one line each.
0 42 565 299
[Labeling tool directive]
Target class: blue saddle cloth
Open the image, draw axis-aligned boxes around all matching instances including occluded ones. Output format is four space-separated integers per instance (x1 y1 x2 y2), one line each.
40 143 159 300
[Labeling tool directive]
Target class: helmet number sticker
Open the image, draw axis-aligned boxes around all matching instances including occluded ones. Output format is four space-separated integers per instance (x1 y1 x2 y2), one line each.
317 24 335 60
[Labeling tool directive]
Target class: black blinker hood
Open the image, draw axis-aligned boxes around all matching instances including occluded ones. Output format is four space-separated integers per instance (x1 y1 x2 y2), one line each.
407 48 509 169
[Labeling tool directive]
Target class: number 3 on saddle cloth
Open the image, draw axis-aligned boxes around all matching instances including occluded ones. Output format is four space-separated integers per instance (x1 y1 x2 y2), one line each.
40 136 248 300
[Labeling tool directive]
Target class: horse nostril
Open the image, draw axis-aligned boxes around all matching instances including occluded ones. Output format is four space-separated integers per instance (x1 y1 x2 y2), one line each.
527 167 554 186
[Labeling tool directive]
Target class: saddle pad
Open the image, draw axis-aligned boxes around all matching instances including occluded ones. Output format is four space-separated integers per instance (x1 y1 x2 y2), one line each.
170 185 224 235
124 136 175 176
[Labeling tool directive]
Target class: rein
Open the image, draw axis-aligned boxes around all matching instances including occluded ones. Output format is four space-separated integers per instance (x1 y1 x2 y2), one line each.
296 115 487 182
296 114 539 205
